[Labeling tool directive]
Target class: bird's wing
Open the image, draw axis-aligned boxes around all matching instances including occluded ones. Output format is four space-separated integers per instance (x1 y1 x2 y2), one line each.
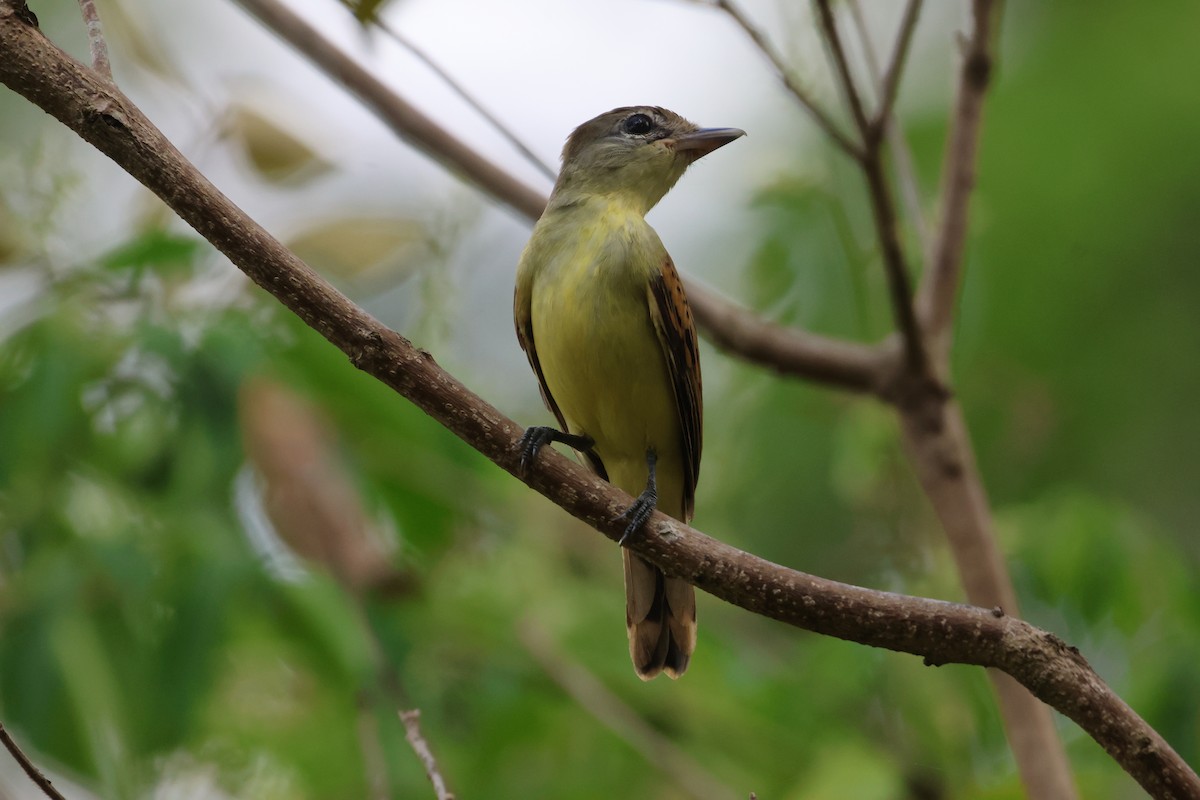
647 254 703 521
514 277 609 479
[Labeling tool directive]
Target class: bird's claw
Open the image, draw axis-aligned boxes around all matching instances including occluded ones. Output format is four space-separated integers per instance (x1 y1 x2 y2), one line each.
616 488 658 546
517 427 595 476
517 426 557 476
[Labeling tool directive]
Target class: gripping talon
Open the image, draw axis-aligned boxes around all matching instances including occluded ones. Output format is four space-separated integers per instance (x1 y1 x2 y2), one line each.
517 426 595 476
616 449 659 546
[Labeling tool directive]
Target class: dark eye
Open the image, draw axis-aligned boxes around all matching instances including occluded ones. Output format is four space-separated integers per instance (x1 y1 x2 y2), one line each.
623 113 654 135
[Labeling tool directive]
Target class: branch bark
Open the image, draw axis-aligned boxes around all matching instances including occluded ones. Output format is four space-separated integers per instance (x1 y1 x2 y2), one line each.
399 710 455 800
0 721 68 800
917 0 1002 356
0 8 1195 796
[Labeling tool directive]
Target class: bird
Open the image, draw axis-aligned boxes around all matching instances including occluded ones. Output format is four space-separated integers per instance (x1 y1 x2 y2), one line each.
514 106 744 679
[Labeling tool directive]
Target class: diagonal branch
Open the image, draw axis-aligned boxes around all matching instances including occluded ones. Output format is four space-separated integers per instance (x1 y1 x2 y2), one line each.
685 283 889 393
917 0 1002 355
0 13 1195 796
0 721 68 800
399 710 455 800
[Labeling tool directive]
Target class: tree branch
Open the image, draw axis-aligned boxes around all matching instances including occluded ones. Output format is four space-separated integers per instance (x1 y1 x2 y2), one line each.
917 0 1002 353
870 0 923 138
76 0 111 81
0 721 68 800
815 0 931 381
399 710 455 800
0 10 1194 796
685 282 891 394
847 0 931 264
814 0 870 143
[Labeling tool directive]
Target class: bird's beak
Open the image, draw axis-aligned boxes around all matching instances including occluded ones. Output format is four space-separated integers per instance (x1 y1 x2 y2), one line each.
669 127 746 159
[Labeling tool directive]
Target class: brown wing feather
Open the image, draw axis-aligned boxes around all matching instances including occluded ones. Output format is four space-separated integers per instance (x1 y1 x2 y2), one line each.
646 255 703 520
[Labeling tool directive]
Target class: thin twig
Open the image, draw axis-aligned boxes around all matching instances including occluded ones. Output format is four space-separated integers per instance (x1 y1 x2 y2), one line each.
847 0 930 259
519 621 737 800
917 0 1003 353
0 26 1196 795
76 0 111 81
0 721 68 800
814 0 870 143
365 14 557 181
707 0 863 159
399 710 455 800
871 0 923 138
817 0 929 380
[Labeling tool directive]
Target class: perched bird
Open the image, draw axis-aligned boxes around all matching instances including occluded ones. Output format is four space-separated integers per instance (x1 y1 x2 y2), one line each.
514 106 744 679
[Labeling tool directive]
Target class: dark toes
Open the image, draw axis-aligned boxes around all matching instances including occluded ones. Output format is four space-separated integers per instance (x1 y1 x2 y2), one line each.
616 494 657 546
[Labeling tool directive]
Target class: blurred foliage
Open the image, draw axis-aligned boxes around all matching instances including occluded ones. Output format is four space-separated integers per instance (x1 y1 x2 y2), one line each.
1 0 1198 798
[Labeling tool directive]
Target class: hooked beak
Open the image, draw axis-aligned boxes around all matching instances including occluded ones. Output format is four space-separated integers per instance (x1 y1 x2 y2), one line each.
669 127 746 159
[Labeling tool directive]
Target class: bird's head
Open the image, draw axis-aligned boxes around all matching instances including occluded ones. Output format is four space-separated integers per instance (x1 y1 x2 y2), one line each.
551 106 744 213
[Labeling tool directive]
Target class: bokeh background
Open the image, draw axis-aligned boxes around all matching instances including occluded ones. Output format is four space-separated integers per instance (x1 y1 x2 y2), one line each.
1 0 1198 797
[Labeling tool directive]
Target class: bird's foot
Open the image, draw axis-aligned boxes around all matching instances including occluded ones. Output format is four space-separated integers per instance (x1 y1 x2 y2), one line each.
616 486 658 546
517 426 594 476
616 448 659 546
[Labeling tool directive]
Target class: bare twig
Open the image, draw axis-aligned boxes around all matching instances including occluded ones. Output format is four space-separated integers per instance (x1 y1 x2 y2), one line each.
705 0 864 159
1 22 1195 795
816 0 930 381
519 621 738 800
917 0 1002 355
814 0 870 143
76 0 111 81
871 0 923 138
399 710 455 800
847 0 930 258
0 721 68 800
364 14 556 181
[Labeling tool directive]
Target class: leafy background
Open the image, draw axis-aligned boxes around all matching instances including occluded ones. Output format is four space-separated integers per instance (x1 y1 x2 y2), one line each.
1 0 1198 798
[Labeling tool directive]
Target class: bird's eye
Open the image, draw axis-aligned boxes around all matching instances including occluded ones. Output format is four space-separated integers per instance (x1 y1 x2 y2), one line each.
623 113 654 135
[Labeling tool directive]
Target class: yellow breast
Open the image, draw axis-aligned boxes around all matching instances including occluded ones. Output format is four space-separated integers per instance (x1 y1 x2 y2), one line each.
521 201 686 513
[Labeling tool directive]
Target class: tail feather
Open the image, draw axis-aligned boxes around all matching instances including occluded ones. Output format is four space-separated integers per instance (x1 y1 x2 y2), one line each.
624 550 696 680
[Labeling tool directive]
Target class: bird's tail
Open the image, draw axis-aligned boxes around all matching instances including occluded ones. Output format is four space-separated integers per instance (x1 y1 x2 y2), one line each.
623 548 696 680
